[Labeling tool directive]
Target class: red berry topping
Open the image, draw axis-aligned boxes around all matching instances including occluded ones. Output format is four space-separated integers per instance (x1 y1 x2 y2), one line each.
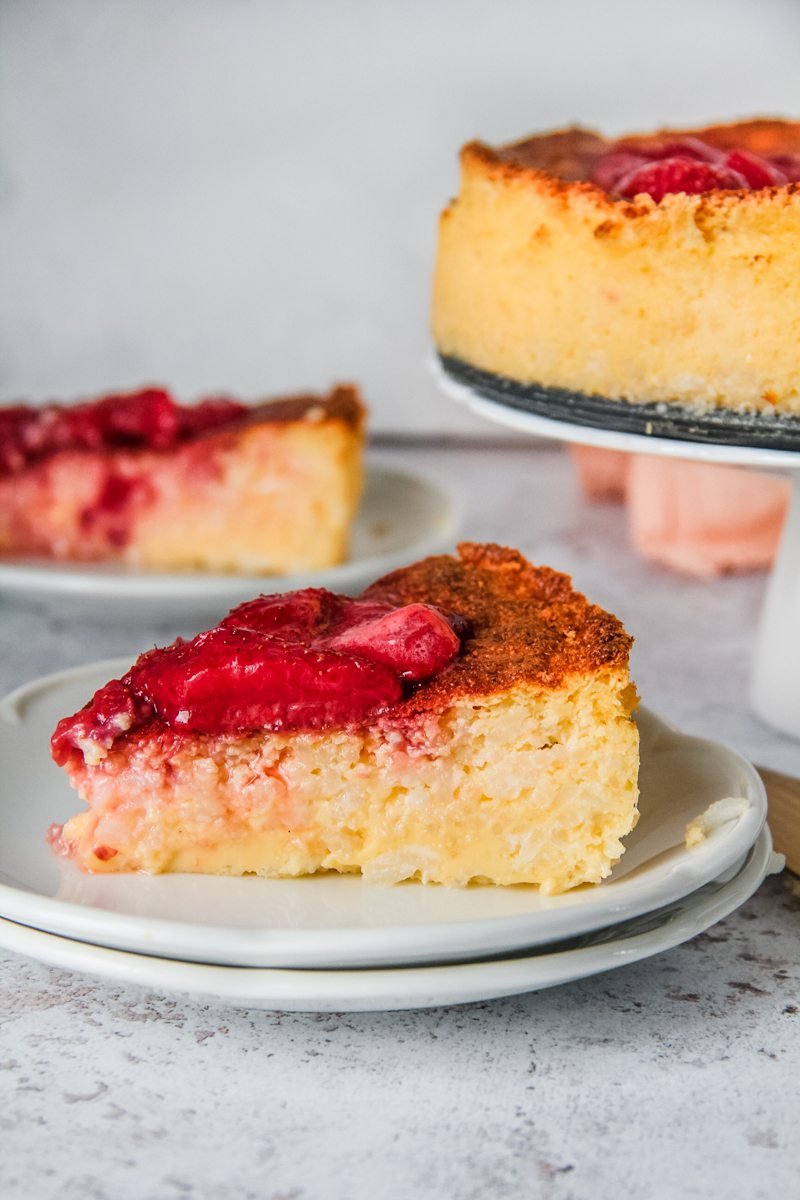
51 679 153 766
638 137 725 164
51 588 468 759
0 388 248 476
770 154 800 182
591 150 648 193
616 157 747 201
222 588 348 640
323 602 462 681
128 627 404 735
723 149 787 188
223 590 463 682
69 388 180 451
593 134 797 199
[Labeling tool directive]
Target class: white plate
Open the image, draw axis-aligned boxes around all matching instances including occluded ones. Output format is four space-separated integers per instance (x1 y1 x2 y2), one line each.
432 357 799 470
0 662 767 967
0 829 780 1012
0 464 460 621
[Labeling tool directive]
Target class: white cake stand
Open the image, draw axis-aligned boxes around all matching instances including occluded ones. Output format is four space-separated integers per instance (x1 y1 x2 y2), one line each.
432 359 800 741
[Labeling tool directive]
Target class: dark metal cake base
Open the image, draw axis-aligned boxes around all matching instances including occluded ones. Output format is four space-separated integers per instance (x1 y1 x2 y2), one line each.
439 355 800 453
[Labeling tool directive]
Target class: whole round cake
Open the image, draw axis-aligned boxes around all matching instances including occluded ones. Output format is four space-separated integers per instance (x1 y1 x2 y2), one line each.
432 120 800 433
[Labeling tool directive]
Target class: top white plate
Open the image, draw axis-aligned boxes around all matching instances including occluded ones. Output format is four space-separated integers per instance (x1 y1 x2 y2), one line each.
0 661 766 968
432 357 800 471
0 464 460 621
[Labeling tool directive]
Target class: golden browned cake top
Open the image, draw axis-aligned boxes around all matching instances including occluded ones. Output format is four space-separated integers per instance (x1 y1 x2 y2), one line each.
242 384 365 432
475 118 800 178
458 120 800 219
366 543 632 711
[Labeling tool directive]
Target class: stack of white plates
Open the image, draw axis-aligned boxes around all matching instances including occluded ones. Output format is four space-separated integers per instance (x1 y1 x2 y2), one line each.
0 662 780 1012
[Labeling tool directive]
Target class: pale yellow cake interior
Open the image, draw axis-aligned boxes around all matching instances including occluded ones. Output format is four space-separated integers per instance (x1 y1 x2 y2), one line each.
60 669 639 894
132 417 363 573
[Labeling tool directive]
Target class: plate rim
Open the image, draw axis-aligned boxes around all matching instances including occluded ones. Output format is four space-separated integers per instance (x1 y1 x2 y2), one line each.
0 660 768 968
0 462 462 600
0 828 778 1012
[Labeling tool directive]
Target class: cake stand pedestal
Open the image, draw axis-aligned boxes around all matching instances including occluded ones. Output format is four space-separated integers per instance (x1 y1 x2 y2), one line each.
433 360 800 741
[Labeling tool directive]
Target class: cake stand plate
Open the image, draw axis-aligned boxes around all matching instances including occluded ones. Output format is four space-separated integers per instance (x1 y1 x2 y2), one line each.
433 356 800 740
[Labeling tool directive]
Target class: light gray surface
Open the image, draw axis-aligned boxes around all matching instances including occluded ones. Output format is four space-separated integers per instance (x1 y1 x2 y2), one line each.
1 443 798 1199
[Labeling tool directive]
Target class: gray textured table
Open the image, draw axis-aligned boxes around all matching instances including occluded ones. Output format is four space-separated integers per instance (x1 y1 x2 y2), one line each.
1 443 798 1200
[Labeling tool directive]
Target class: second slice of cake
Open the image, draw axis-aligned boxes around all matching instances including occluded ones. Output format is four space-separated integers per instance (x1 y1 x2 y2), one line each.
0 384 365 573
50 544 640 893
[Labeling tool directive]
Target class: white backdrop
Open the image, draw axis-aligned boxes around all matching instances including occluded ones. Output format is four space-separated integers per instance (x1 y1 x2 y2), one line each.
1 0 798 432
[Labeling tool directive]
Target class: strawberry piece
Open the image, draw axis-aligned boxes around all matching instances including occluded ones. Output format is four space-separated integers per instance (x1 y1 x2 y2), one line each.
593 137 727 193
95 389 179 448
223 588 348 640
322 602 462 681
0 389 248 474
592 151 648 193
593 134 799 197
224 590 462 682
51 679 152 766
769 154 800 182
617 157 748 201
640 137 725 164
128 626 403 733
58 389 180 452
724 149 787 188
53 587 466 753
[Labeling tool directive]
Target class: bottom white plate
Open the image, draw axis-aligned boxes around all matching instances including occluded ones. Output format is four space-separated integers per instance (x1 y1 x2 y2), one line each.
0 828 779 1012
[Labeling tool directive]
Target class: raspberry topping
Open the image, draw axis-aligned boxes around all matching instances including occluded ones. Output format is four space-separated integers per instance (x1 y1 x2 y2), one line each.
0 388 248 475
633 137 723 163
616 157 748 202
51 679 154 766
770 154 800 182
591 151 648 193
51 588 467 763
723 149 787 188
593 135 796 200
322 602 462 681
128 627 404 736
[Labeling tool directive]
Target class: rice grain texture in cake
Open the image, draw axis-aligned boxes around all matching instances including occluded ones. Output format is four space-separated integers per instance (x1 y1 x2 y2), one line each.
50 544 640 894
0 384 365 573
433 120 800 416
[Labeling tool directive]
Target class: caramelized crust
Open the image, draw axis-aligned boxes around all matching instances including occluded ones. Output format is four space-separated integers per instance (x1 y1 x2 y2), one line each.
240 384 365 433
479 118 800 194
366 543 632 712
489 127 608 181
